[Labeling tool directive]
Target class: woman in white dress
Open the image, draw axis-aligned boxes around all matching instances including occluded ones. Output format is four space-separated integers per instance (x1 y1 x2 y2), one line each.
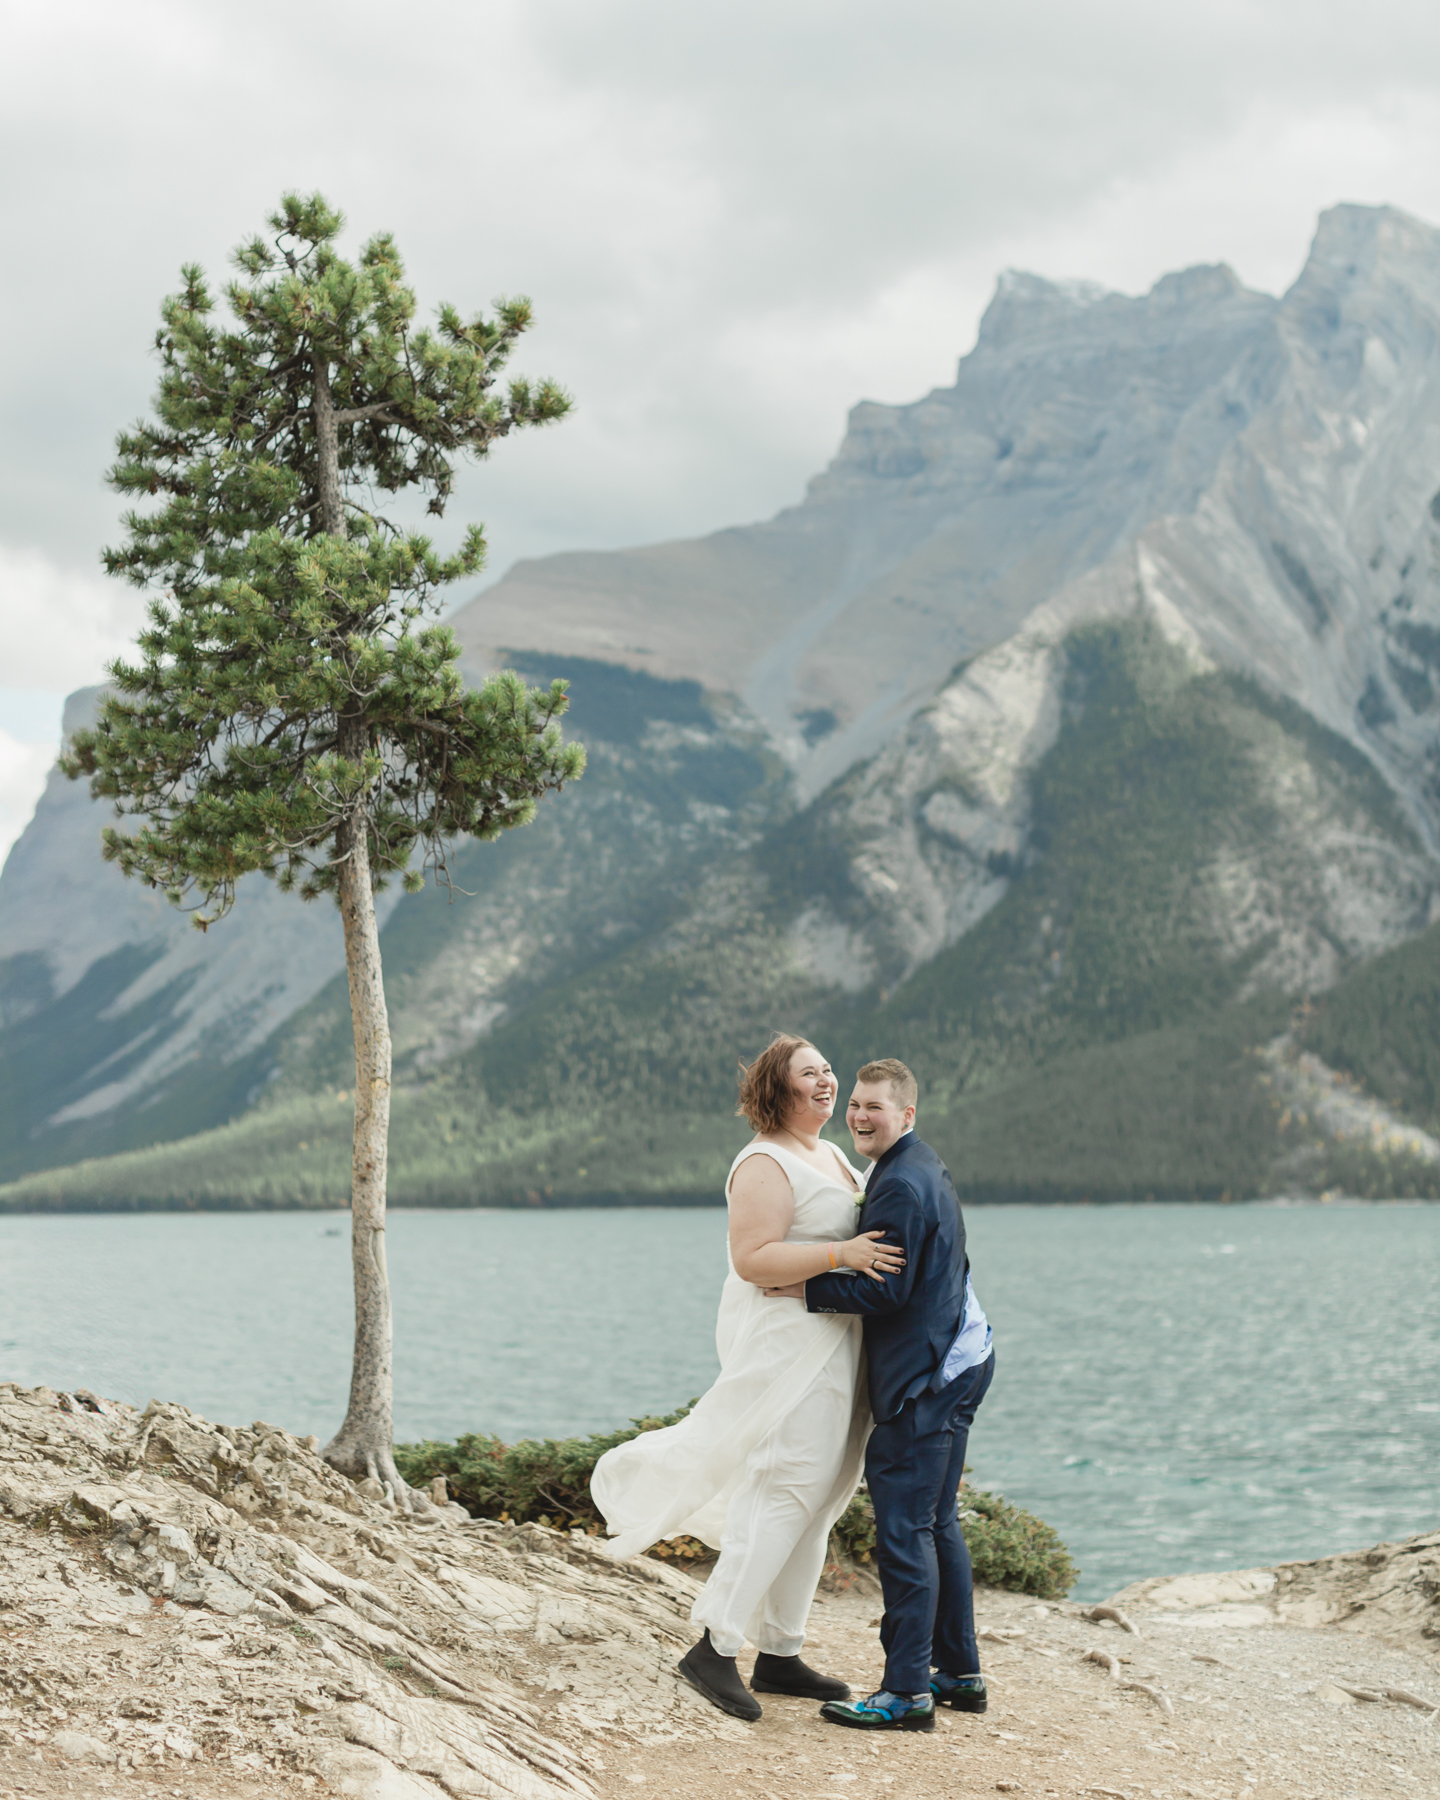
590 1034 905 1720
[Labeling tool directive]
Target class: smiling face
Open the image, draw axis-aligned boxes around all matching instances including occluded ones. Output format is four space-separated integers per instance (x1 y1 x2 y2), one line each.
780 1043 838 1133
846 1079 916 1161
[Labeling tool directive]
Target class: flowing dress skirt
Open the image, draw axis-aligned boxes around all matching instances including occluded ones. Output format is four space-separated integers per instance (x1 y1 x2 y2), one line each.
591 1259 869 1656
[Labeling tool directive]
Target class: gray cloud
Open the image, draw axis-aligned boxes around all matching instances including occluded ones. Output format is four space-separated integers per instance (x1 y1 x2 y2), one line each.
5 0 1440 620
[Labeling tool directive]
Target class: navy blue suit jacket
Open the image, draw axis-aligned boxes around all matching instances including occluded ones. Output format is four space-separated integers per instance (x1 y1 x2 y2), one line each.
804 1132 968 1423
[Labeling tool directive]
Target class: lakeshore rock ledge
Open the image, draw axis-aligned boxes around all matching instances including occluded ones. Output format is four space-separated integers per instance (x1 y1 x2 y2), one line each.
0 1381 1435 1800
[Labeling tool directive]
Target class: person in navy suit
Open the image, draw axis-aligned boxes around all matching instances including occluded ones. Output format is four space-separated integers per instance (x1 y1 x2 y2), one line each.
768 1058 995 1731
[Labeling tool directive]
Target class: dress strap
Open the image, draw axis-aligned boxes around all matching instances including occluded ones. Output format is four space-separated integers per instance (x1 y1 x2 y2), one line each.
726 1138 862 1202
824 1140 864 1193
724 1139 799 1201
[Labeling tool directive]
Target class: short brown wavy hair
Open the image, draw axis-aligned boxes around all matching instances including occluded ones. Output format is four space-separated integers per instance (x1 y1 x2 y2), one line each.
855 1057 917 1109
736 1034 816 1135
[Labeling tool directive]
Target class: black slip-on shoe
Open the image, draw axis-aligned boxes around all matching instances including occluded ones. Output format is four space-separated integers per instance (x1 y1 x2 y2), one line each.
931 1672 987 1713
750 1651 851 1701
677 1631 762 1722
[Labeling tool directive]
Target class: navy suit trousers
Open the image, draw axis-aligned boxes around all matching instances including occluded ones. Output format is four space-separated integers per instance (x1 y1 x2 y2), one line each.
864 1350 996 1695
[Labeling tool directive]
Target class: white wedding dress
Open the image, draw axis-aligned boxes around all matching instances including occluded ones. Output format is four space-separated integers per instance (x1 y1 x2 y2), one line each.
590 1139 872 1658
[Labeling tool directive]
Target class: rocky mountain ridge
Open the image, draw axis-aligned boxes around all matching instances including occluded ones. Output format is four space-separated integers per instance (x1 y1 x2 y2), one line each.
9 204 1440 1199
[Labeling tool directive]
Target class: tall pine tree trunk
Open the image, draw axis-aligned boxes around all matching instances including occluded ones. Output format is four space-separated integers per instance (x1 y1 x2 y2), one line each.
314 358 419 1506
320 745 414 1503
313 357 344 537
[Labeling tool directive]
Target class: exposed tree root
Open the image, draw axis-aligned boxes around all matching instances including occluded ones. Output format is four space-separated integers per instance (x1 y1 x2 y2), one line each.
321 1433 429 1516
1082 1603 1142 1636
1121 1678 1174 1715
1385 1686 1438 1713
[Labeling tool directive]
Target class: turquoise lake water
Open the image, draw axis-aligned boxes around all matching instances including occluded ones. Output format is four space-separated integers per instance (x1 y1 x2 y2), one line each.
1 1202 1435 1600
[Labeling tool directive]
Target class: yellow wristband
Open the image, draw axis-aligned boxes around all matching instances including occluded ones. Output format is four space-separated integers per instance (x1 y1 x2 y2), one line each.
828 1243 840 1270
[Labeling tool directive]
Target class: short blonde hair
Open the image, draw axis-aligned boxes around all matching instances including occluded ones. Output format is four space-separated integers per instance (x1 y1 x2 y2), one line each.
737 1034 816 1135
855 1058 917 1110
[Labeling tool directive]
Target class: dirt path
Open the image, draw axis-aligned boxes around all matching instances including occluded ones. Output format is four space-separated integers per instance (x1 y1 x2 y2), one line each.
592 1581 1440 1800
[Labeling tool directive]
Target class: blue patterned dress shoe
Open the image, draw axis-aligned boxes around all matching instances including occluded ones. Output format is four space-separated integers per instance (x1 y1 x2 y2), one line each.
931 1671 987 1712
820 1689 936 1731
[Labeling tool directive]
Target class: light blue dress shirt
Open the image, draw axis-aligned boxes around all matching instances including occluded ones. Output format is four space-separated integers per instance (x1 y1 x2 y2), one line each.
938 1270 992 1383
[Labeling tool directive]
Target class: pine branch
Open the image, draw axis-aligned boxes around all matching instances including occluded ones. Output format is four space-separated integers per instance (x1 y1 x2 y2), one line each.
333 401 402 425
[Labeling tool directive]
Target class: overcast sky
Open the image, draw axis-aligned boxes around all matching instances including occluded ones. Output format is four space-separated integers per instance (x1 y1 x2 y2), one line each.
5 0 1440 858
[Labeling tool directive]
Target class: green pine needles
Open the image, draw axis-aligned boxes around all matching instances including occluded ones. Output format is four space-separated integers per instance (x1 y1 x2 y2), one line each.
64 191 582 920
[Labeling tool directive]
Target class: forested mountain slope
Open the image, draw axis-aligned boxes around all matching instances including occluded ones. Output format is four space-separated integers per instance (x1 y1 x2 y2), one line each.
8 204 1440 1205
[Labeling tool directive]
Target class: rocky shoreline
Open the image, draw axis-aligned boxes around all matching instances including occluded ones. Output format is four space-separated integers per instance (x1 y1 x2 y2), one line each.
0 1381 1435 1799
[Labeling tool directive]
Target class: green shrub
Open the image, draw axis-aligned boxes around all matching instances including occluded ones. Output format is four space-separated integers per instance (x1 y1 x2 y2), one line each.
397 1409 1077 1597
957 1487 1078 1597
830 1486 1076 1599
394 1402 710 1559
830 1489 877 1566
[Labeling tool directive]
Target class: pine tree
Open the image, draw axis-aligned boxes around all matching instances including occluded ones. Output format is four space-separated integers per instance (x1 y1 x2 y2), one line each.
63 193 584 1506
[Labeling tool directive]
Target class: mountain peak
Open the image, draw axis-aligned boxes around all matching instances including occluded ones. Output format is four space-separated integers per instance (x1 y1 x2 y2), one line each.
1147 262 1251 306
1307 200 1437 260
1288 202 1440 307
974 268 1116 351
972 258 1269 364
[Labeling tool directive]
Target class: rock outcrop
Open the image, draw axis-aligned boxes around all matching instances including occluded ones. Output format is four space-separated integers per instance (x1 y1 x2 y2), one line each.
1114 1531 1440 1652
3 1380 1436 1800
0 1383 741 1795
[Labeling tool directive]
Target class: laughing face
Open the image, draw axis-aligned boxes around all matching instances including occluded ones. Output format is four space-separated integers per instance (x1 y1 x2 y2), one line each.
785 1044 838 1130
846 1079 915 1162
